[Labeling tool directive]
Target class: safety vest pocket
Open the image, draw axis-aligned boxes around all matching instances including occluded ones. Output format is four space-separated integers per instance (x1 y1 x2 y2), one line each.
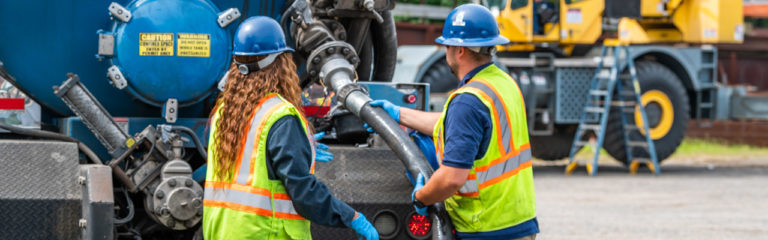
446 195 484 231
282 219 311 240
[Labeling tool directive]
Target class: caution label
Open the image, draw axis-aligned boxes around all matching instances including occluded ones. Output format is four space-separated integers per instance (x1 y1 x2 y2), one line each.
177 33 210 57
139 33 174 56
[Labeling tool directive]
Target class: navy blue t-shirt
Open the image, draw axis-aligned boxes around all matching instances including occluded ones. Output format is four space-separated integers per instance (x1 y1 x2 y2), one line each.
441 63 539 239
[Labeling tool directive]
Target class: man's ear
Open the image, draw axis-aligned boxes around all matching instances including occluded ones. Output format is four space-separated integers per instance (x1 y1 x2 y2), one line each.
456 46 465 59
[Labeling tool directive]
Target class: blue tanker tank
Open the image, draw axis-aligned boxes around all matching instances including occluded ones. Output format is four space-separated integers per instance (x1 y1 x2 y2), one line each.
0 0 287 118
0 0 288 159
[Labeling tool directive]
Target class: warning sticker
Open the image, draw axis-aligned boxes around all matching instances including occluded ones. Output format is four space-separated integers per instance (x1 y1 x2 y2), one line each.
139 33 174 56
177 33 210 57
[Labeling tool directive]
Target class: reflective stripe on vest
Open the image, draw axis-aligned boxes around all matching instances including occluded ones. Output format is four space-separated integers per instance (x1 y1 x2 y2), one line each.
205 94 312 220
457 148 532 197
437 78 532 197
234 96 284 186
465 80 515 153
204 182 304 220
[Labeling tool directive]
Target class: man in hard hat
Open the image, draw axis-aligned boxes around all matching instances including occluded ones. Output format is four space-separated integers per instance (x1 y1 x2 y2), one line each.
203 16 378 240
368 4 538 239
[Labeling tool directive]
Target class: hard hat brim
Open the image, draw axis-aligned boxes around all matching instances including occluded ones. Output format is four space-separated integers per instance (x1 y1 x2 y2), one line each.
232 46 295 56
435 36 510 47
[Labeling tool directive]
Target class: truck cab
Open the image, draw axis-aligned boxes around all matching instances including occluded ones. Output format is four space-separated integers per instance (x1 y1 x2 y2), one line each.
491 0 603 48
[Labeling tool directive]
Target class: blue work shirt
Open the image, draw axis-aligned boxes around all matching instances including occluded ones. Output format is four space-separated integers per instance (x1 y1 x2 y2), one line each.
265 116 356 228
441 62 540 239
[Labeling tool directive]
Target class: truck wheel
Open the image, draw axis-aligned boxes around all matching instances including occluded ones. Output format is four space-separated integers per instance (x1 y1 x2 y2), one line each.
604 61 689 165
421 58 459 93
531 126 582 160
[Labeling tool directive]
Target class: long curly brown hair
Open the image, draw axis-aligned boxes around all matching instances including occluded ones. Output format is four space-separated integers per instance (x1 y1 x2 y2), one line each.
210 53 304 181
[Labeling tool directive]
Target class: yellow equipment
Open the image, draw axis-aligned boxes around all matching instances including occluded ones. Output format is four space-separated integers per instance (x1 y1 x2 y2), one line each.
475 0 745 170
491 0 743 52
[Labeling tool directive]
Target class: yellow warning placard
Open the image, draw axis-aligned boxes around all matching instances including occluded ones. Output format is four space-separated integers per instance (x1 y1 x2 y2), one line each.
177 33 210 57
139 33 174 56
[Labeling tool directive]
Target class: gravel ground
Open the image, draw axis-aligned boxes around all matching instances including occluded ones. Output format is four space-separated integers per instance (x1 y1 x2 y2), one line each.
532 157 768 240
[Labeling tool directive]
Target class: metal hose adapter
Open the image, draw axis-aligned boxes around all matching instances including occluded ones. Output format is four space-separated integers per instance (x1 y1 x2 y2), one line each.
54 74 129 157
308 41 454 240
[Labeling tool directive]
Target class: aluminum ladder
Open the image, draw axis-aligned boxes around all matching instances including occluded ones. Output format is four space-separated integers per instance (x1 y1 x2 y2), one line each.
565 40 660 176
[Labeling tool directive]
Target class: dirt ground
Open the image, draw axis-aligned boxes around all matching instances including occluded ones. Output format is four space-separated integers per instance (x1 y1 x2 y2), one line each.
532 156 768 240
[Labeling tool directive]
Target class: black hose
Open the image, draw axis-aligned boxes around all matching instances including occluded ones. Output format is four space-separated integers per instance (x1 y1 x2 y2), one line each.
359 106 432 176
0 122 102 164
113 188 135 225
169 126 207 159
357 104 454 240
369 10 397 82
280 0 297 47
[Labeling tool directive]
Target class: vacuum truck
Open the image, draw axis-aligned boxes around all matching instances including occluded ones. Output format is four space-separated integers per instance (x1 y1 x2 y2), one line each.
0 0 451 239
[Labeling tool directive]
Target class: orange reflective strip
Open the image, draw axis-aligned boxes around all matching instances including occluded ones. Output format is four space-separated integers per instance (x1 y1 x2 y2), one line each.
478 160 532 190
233 94 279 183
438 130 445 160
275 211 306 220
456 192 479 197
272 192 292 200
205 181 273 197
474 143 531 172
296 113 316 175
246 102 287 186
473 78 516 152
203 200 273 217
204 200 305 220
467 173 477 180
462 86 505 153
232 110 258 183
470 78 516 154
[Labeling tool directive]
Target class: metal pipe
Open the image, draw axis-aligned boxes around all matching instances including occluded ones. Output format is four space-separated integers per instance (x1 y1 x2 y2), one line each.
54 74 129 157
320 56 454 240
112 165 138 192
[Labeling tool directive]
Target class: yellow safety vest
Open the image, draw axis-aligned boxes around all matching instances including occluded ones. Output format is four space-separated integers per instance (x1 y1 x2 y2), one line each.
203 93 316 239
432 64 536 233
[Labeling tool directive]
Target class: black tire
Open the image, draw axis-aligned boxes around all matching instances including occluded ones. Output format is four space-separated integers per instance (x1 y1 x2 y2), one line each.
421 58 459 93
531 125 582 160
603 61 689 165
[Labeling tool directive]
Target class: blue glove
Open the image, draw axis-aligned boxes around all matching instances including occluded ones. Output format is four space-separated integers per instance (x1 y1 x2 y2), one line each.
350 212 379 240
411 173 428 216
363 123 374 133
369 100 401 123
314 132 333 162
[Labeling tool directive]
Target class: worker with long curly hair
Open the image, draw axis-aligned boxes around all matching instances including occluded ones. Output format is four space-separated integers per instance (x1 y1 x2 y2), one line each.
202 16 378 240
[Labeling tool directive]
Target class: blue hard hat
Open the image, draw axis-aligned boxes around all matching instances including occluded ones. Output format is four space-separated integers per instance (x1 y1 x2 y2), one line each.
435 4 510 47
233 16 294 56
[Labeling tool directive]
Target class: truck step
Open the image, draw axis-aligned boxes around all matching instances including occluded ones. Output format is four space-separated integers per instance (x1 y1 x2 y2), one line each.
573 140 591 147
627 141 649 148
612 100 636 107
630 157 653 163
589 90 608 96
584 107 604 113
580 124 602 132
